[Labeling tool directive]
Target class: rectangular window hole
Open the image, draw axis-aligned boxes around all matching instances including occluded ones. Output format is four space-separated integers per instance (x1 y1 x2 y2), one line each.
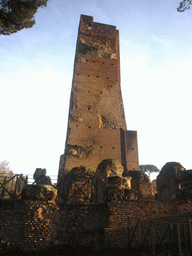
132 148 134 150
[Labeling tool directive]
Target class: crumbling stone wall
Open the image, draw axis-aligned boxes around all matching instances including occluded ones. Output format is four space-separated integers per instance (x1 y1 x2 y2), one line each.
0 200 24 245
53 200 192 249
1 199 192 251
21 200 58 251
59 166 94 203
93 159 136 202
128 170 154 199
0 185 58 252
157 162 185 199
0 200 58 252
53 203 109 248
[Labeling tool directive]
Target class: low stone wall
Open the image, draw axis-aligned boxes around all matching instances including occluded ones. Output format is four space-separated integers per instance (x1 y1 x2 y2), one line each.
54 200 192 248
53 203 109 248
0 199 192 251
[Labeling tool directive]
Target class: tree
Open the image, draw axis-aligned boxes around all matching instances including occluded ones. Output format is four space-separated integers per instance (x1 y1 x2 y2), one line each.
0 0 49 35
177 0 192 12
0 160 14 194
0 160 12 174
139 164 159 179
0 160 14 184
33 168 51 185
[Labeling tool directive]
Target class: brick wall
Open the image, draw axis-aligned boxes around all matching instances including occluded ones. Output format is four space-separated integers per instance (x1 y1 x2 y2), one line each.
59 15 139 178
0 200 58 251
54 200 192 248
0 199 192 251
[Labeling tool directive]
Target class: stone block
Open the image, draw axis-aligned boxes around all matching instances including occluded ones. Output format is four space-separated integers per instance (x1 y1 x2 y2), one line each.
21 185 57 201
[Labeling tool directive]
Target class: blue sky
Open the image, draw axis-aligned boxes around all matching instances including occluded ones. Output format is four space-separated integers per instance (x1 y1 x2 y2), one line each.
1 0 192 180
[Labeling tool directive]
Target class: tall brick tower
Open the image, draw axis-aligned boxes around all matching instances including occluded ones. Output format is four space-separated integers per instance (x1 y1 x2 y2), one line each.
58 15 139 179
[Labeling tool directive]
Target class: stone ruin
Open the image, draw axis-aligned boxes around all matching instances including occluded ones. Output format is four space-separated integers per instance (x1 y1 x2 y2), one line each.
58 159 156 203
177 169 192 199
156 162 184 200
156 162 192 200
94 159 137 202
55 15 158 202
59 166 95 203
128 170 155 199
58 15 139 180
21 184 57 201
2 14 192 254
60 159 192 202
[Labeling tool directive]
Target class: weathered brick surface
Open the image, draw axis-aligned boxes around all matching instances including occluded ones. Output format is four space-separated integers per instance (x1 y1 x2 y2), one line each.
0 201 24 244
0 200 58 251
58 15 139 179
21 200 58 251
104 200 192 247
1 200 192 251
53 200 192 248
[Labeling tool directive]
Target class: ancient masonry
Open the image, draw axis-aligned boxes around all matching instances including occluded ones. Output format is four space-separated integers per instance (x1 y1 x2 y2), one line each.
59 14 139 178
1 15 192 253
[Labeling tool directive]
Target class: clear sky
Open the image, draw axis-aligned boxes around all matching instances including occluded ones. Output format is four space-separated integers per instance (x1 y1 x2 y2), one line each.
1 0 192 181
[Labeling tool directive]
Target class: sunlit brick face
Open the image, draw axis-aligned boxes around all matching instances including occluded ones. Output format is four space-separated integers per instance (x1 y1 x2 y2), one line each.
58 15 139 178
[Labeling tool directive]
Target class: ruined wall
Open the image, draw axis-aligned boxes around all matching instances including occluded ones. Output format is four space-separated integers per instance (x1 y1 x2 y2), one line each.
0 201 24 246
54 200 192 248
0 200 58 252
1 199 192 251
59 15 139 178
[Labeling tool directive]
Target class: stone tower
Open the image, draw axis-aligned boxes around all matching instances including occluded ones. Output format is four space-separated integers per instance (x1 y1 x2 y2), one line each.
58 15 139 179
